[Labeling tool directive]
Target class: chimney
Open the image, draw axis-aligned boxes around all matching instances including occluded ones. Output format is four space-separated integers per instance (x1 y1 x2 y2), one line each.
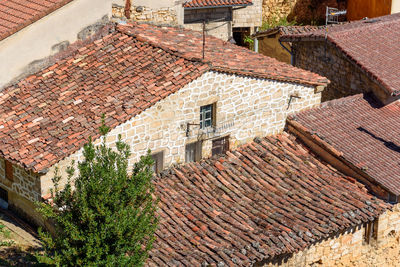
125 0 132 19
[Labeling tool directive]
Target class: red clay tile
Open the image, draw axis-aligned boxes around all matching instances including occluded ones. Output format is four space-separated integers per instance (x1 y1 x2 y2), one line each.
150 132 388 265
183 0 252 8
290 93 400 195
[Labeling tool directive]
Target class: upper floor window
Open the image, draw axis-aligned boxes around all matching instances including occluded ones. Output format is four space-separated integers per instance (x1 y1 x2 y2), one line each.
151 151 164 174
200 103 216 129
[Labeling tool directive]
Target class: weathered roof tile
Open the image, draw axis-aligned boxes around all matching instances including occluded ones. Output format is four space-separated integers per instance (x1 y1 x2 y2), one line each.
150 132 388 265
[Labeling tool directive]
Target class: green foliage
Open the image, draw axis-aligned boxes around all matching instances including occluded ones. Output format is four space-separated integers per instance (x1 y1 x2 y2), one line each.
261 16 298 31
243 35 254 50
0 223 14 247
36 120 159 267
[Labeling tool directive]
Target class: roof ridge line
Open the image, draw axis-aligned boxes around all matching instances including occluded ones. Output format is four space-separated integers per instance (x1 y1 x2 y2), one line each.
117 23 212 65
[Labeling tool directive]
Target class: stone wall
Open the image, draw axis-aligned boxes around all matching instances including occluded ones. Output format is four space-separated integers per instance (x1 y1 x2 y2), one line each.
233 0 263 31
262 0 347 26
40 70 321 197
0 158 42 224
263 204 400 266
112 4 178 25
292 41 390 103
112 1 262 40
184 8 232 40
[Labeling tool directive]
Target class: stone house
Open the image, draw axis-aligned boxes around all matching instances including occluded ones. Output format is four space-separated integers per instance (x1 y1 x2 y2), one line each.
280 13 400 103
149 132 399 266
112 0 263 43
0 22 327 224
0 0 129 89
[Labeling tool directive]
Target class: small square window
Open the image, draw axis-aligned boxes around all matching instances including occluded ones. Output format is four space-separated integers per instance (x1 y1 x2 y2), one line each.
200 103 216 129
151 151 164 174
185 141 202 163
5 161 13 182
212 136 230 156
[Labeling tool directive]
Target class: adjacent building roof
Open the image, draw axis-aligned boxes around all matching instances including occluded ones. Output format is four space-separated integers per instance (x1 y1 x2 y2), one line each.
0 0 74 42
119 23 328 87
288 93 400 196
0 22 328 173
280 13 400 96
183 0 252 9
252 25 323 38
149 132 388 266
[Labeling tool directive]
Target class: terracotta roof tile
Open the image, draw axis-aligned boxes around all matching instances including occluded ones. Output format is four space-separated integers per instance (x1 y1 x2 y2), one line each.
0 24 208 173
183 0 252 8
290 93 400 195
150 132 388 266
280 13 400 96
119 23 329 87
0 0 74 42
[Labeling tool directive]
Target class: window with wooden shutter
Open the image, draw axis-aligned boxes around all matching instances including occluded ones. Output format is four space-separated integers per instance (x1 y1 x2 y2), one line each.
364 219 378 244
212 136 230 156
185 141 202 163
151 151 164 174
5 161 13 182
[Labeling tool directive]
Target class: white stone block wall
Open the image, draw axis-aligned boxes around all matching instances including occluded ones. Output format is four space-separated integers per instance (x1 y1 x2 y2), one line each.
40 70 321 196
233 0 263 32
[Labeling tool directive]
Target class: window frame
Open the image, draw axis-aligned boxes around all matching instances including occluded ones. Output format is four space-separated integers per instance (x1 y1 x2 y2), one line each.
185 141 203 163
151 151 164 174
364 219 378 244
200 103 216 130
212 136 230 156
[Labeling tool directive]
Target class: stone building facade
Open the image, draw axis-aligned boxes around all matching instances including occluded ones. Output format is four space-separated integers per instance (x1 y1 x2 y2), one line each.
264 205 400 266
291 41 385 102
40 70 321 197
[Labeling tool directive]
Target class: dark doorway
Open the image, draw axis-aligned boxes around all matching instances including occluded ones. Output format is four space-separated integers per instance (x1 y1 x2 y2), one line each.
233 27 250 48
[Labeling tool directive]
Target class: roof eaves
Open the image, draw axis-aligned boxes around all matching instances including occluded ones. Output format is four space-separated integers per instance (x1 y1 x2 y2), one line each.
0 0 75 42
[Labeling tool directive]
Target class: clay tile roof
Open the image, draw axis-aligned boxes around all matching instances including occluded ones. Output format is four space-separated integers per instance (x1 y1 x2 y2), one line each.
149 132 388 266
280 13 400 96
0 0 74 42
183 0 252 8
289 93 400 195
252 25 323 38
0 24 209 173
119 23 329 87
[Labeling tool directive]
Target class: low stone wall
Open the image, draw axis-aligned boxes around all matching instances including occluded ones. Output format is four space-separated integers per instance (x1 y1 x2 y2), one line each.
112 4 178 25
40 70 321 197
263 204 400 266
292 41 389 102
0 158 42 225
